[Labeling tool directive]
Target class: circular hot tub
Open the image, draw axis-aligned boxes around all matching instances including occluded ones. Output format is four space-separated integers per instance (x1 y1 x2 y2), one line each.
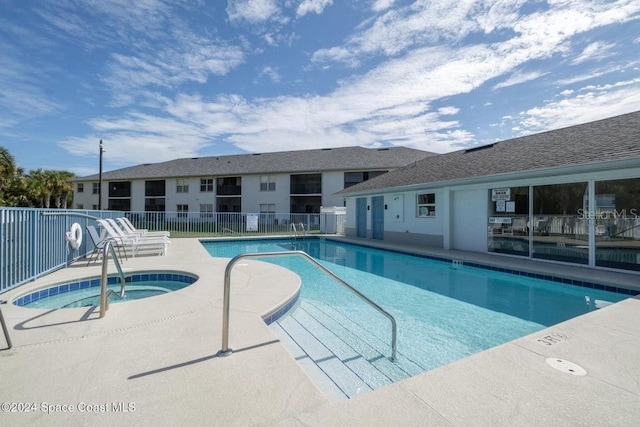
13 271 198 309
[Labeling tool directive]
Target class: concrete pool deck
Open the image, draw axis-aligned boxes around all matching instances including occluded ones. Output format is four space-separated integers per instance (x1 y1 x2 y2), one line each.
0 237 639 426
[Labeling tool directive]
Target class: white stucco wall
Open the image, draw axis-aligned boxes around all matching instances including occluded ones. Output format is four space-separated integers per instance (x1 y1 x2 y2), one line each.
322 171 347 208
241 174 291 213
450 189 488 252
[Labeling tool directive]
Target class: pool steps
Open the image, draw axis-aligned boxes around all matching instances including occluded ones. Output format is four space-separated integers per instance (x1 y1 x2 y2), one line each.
270 300 423 401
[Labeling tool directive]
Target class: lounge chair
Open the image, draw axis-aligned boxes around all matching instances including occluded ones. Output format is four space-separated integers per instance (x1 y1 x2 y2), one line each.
97 219 169 257
116 217 170 238
105 218 169 242
85 225 128 265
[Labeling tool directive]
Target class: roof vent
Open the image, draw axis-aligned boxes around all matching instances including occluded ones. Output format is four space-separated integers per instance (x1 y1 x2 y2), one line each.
321 148 332 151
377 148 390 151
465 143 495 153
143 163 151 166
191 157 199 160
252 153 261 156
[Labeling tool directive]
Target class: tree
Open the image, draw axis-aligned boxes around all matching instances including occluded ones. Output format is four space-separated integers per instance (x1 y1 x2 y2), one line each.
0 146 17 204
0 147 76 208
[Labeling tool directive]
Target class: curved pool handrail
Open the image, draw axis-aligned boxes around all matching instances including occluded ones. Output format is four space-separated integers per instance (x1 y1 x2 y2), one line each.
0 300 12 350
217 250 397 361
99 239 127 318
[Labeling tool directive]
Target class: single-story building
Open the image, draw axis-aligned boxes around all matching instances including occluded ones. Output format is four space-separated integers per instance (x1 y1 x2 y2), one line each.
338 111 640 273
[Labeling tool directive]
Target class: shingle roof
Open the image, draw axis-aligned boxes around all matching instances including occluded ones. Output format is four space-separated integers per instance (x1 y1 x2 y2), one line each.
339 111 640 195
78 146 435 181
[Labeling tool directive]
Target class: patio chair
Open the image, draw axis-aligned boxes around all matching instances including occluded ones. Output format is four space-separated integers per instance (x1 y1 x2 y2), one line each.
116 217 170 238
104 218 169 242
85 225 128 265
97 219 169 257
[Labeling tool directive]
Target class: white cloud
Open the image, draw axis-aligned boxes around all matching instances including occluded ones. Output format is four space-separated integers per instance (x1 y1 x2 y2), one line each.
47 0 640 166
258 66 282 83
297 0 333 17
438 106 459 116
571 41 617 65
555 62 637 85
559 89 574 96
493 70 547 90
102 35 244 106
372 0 395 12
513 78 640 134
226 0 280 24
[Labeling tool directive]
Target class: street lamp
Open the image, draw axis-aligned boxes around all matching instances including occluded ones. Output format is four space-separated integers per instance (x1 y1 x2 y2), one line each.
98 139 105 210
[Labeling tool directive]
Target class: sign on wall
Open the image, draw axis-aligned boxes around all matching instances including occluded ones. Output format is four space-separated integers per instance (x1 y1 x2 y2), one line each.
491 188 511 201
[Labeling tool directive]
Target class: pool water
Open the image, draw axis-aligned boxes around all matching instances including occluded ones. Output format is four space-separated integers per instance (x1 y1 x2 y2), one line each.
203 238 626 374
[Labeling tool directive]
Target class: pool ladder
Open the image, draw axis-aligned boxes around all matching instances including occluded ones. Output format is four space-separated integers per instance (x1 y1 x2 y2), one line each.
99 239 128 318
290 223 306 238
217 250 397 361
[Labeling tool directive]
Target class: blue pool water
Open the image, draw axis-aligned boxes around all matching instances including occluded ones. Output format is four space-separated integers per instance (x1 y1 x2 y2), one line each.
202 238 626 377
14 272 198 309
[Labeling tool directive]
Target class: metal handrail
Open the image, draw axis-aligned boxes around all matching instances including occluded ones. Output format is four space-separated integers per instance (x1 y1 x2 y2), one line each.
99 239 127 318
0 300 12 350
217 250 397 361
290 222 298 238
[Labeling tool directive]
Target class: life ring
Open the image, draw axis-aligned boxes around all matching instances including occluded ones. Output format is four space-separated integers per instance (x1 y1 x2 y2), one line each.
66 222 83 250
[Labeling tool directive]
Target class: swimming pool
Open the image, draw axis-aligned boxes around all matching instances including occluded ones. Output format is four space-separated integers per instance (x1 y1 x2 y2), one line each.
202 238 628 397
13 271 198 309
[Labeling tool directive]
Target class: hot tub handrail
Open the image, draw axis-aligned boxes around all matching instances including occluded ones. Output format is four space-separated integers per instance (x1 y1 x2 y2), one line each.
0 300 12 350
99 239 127 318
217 250 397 361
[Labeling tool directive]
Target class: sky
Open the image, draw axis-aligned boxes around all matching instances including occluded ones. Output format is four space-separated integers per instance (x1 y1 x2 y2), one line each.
1 0 639 178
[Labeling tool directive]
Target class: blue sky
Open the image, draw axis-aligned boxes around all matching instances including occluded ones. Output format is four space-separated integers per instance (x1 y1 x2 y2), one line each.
1 0 639 177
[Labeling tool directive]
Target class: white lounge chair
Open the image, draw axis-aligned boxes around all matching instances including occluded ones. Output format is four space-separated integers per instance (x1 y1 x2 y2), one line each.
116 217 170 238
97 219 169 257
85 225 128 265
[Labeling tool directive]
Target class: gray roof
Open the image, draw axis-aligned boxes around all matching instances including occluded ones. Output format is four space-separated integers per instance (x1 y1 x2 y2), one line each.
78 146 434 181
339 111 640 195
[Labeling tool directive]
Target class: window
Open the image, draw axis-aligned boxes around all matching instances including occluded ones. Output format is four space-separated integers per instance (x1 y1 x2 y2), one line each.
290 174 321 194
92 204 99 210
200 204 214 218
260 204 275 213
594 178 640 271
176 179 189 193
487 186 529 257
200 178 214 192
145 197 165 212
109 181 131 197
76 203 84 209
217 177 241 195
177 204 189 218
77 183 84 193
92 183 99 195
533 182 588 265
108 199 131 211
145 180 165 197
344 171 387 188
260 176 276 192
417 193 436 217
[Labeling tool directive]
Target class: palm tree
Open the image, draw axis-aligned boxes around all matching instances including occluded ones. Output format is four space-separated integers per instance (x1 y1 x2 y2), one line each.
0 146 17 204
27 169 51 208
50 170 75 208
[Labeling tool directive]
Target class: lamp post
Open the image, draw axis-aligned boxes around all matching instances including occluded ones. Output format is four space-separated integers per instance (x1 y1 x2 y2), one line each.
98 139 104 210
